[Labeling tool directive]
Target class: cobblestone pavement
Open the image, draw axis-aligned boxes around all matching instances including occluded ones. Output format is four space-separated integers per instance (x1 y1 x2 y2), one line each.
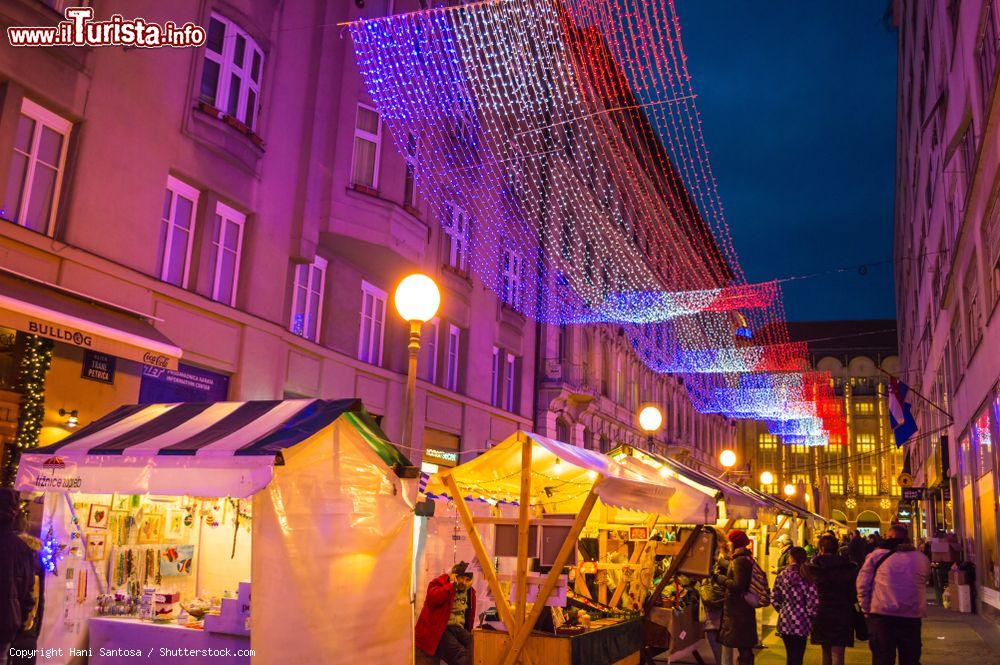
754 603 1000 665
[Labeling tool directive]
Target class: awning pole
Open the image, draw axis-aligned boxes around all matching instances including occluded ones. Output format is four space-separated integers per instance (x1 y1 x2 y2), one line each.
608 515 658 609
513 433 533 630
499 480 602 665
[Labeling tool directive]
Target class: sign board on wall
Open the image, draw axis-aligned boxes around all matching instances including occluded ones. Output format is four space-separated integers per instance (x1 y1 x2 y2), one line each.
81 351 116 384
138 362 230 404
902 487 924 501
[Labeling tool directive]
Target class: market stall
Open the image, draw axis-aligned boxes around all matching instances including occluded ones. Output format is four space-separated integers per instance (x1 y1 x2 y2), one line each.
15 398 418 665
423 430 722 665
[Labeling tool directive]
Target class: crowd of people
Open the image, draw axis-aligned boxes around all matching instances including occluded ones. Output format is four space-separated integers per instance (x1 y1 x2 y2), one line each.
702 524 932 665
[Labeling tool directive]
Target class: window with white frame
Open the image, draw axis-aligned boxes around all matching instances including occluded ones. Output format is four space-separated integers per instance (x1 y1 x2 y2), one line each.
209 202 245 306
403 132 419 208
857 474 877 496
491 346 503 408
358 281 387 366
500 248 524 309
290 256 326 342
419 318 439 383
4 99 71 234
503 352 516 412
158 176 200 287
442 202 469 272
352 104 381 189
828 474 844 495
201 14 264 130
445 324 461 391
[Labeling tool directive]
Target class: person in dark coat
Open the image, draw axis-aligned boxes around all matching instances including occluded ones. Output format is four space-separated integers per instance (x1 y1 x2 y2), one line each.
808 534 858 665
847 531 867 568
415 561 477 665
0 490 36 665
718 529 758 665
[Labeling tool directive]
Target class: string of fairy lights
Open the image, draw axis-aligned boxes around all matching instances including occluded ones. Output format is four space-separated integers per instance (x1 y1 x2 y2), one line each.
348 0 847 446
5 335 54 481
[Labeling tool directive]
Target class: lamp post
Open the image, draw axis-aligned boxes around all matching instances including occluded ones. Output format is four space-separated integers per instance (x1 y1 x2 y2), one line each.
638 405 663 452
719 449 737 470
393 273 440 452
759 470 775 488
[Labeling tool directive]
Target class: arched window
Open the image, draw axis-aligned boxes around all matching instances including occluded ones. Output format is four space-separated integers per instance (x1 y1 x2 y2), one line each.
601 345 610 396
556 418 570 443
583 428 593 450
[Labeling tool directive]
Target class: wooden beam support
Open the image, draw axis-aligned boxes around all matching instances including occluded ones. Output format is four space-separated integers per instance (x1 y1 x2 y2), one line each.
644 525 703 615
608 516 657 609
498 482 602 665
443 473 516 632
768 515 789 546
514 433 533 629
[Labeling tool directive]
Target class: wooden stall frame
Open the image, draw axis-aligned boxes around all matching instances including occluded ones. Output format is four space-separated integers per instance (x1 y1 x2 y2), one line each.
607 515 658 609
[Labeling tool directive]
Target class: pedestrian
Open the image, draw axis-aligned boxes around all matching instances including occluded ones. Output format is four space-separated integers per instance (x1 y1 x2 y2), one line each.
775 533 794 573
857 524 929 665
847 530 867 568
10 504 42 665
771 547 818 665
0 489 37 665
865 533 879 555
718 529 760 665
415 561 477 665
701 544 732 665
809 533 858 665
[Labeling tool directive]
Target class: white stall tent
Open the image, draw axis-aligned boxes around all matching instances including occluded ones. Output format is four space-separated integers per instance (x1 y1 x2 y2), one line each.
16 398 417 665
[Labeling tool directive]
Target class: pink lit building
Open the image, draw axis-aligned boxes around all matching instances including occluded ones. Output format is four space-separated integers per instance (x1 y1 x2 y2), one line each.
894 0 1000 618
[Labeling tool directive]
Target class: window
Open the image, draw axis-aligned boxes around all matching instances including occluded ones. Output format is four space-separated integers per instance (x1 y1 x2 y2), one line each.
556 419 570 443
419 318 438 383
761 480 779 495
445 324 461 391
857 474 877 496
442 202 469 272
209 202 245 306
290 256 326 342
500 248 524 310
791 474 809 488
854 401 875 415
4 99 71 234
358 281 387 366
201 14 264 130
828 475 844 495
158 176 200 287
504 352 517 412
352 104 381 189
615 354 624 404
403 133 418 208
757 433 778 450
855 433 876 453
491 346 502 407
791 444 808 455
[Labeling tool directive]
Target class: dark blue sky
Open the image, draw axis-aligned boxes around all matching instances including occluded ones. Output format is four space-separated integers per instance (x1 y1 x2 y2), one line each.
674 1 898 321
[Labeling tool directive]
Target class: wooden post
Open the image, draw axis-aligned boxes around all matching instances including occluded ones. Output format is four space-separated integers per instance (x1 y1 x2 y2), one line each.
442 473 516 631
768 515 789 545
598 528 608 604
644 525 703 614
498 483 602 665
514 433 533 629
608 516 657 609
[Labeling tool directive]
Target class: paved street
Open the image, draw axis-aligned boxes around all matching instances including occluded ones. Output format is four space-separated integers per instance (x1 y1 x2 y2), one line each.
756 603 1000 665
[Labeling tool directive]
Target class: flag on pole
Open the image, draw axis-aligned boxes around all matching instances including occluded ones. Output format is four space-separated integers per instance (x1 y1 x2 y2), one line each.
888 377 919 447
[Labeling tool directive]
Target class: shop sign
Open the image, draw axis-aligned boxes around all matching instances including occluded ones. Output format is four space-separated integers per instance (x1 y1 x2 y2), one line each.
81 351 116 384
901 487 924 502
139 362 230 403
897 472 913 488
424 447 459 466
897 505 913 521
629 526 649 541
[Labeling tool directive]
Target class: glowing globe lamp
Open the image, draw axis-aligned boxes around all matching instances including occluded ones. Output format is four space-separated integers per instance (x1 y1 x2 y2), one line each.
394 274 440 323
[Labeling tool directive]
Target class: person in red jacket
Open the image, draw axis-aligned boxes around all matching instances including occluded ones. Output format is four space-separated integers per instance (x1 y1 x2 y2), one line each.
416 561 478 665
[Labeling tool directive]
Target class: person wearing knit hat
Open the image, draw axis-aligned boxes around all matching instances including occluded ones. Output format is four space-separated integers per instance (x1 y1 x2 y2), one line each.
717 528 759 664
1 489 36 665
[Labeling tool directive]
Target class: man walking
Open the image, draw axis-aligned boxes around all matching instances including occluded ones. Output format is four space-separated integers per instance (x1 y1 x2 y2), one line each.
775 534 794 574
847 530 867 568
1 490 36 665
856 524 930 665
415 561 477 665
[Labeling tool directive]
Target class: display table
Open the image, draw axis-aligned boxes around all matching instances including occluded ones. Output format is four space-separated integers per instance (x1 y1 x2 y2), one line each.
473 618 641 665
89 617 251 664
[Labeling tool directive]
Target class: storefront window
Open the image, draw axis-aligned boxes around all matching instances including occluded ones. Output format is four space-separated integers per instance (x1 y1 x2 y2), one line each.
959 435 973 487
973 407 994 478
0 328 16 390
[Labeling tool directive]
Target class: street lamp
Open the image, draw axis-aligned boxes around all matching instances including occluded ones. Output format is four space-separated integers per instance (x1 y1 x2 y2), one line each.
719 449 737 469
638 405 663 453
784 483 797 497
394 274 441 451
759 470 774 487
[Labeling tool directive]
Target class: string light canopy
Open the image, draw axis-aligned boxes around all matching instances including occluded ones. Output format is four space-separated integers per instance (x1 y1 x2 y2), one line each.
348 0 844 441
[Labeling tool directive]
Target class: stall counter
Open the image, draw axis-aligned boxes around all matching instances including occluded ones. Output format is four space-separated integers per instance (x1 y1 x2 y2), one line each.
89 618 250 664
472 618 641 665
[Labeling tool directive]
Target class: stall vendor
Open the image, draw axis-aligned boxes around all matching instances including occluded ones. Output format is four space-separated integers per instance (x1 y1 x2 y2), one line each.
416 561 477 665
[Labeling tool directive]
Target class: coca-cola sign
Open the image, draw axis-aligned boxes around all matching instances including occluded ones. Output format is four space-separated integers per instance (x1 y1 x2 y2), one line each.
142 352 171 368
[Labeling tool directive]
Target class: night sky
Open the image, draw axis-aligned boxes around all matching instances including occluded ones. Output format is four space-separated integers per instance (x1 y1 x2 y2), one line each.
673 1 898 321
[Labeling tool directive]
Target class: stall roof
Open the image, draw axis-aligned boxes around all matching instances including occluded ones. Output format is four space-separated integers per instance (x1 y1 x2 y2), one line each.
608 444 771 521
739 486 819 522
424 431 719 521
16 398 413 497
